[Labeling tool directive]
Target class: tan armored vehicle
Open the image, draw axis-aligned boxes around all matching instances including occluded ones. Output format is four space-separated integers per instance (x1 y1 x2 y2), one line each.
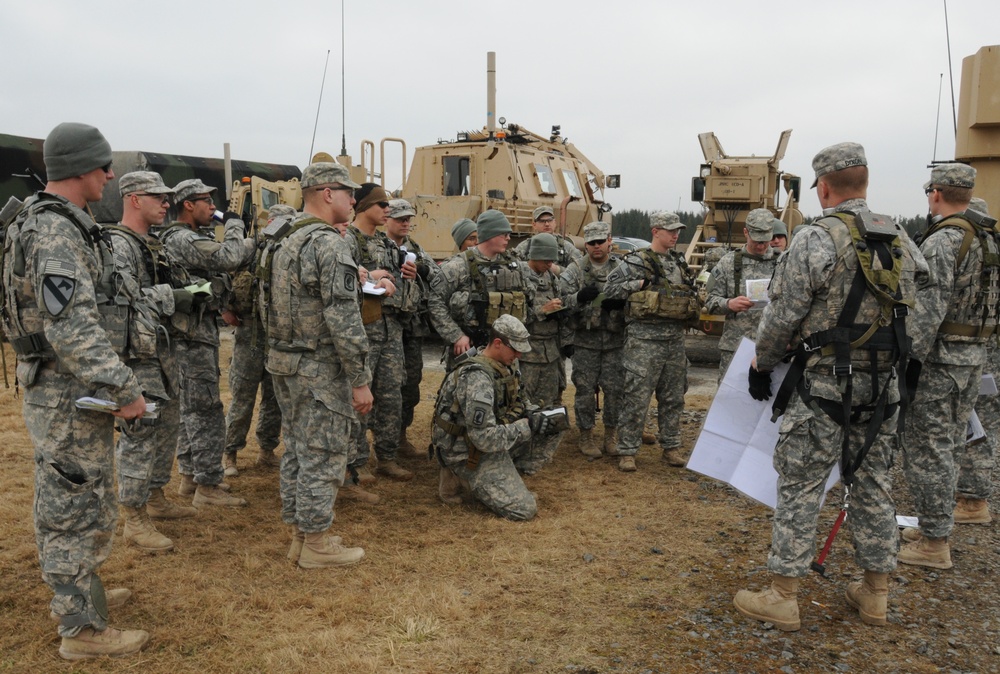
956 44 1000 216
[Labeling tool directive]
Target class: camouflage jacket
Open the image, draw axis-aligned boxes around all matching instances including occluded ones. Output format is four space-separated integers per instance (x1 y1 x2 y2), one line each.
345 225 419 338
604 247 693 341
558 255 626 351
513 233 583 271
160 218 255 346
704 246 777 353
520 262 566 364
400 234 439 337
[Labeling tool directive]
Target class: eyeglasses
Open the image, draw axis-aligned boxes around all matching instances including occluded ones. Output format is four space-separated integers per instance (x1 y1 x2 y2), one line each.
536 218 555 224
187 196 214 205
136 193 170 204
924 187 940 196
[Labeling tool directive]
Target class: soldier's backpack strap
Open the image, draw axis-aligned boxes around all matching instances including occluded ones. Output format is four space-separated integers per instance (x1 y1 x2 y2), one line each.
733 249 743 297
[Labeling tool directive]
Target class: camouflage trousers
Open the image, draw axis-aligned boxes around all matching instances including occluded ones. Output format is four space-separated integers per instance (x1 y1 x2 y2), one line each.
903 360 983 537
963 344 1000 499
617 334 687 456
401 330 424 430
769 390 899 576
116 394 179 507
450 446 538 521
271 364 355 533
24 369 117 637
174 340 226 486
224 321 281 455
512 430 564 476
520 358 561 409
571 345 624 430
350 317 404 468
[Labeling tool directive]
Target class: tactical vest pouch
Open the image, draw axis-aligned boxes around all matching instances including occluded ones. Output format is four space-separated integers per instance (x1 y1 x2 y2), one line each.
128 306 159 360
486 292 503 325
98 304 128 355
626 286 699 320
361 295 382 325
230 270 255 317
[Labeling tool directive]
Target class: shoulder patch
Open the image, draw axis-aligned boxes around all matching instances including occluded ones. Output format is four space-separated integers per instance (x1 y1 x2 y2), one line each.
41 259 78 317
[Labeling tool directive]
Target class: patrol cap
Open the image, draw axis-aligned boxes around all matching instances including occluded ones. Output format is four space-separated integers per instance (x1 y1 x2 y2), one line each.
492 314 532 353
477 209 512 242
650 211 684 231
924 162 976 190
119 171 173 198
451 218 477 248
388 199 416 219
267 204 297 220
745 208 775 242
43 122 113 181
811 142 867 188
969 197 991 216
173 179 217 204
771 219 788 237
301 162 362 190
702 246 727 271
528 233 559 261
532 206 555 221
583 221 610 243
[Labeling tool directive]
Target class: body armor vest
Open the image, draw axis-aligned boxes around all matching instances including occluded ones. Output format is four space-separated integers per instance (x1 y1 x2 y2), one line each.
625 248 700 321
576 255 625 333
465 249 528 330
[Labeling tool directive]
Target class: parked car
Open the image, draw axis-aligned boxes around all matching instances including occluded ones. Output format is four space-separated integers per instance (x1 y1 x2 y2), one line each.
611 236 651 254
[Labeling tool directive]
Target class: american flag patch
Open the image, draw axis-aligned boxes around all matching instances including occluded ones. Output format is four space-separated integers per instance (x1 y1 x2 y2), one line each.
42 259 76 278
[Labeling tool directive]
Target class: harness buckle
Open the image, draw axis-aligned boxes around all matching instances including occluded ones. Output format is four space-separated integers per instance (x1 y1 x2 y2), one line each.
833 364 853 377
892 305 908 319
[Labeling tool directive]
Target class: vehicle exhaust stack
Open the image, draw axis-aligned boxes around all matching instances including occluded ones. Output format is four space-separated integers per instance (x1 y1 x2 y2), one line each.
487 52 496 140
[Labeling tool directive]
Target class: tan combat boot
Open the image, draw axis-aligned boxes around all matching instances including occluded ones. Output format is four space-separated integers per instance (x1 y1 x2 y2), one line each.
898 535 952 569
377 460 414 482
579 429 602 458
193 484 247 507
733 575 801 632
178 473 230 496
222 452 239 477
603 427 619 455
257 448 281 468
146 487 197 519
439 467 463 505
642 431 657 445
355 466 377 485
298 531 365 568
338 483 380 505
59 626 150 660
399 431 425 458
287 525 341 563
900 527 921 543
954 497 992 524
662 447 686 467
618 455 637 472
50 588 131 621
845 571 889 626
121 505 173 553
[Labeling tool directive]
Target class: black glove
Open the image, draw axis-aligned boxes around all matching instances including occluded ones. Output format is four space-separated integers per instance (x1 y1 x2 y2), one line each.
602 298 626 310
748 365 773 401
527 409 555 436
904 359 922 403
221 211 242 224
560 344 575 359
576 285 600 304
416 262 431 281
171 289 195 314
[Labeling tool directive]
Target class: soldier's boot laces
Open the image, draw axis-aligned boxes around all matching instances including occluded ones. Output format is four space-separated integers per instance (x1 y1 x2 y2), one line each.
898 535 952 569
146 487 197 519
298 531 365 569
579 429 603 458
338 483 380 505
603 427 619 455
355 467 377 485
377 460 414 482
733 575 801 632
287 525 340 563
50 588 131 621
662 447 686 467
438 467 464 505
845 571 889 626
178 473 231 496
193 484 247 507
954 497 992 524
122 505 173 553
618 455 637 472
256 447 281 468
59 626 150 660
222 452 239 478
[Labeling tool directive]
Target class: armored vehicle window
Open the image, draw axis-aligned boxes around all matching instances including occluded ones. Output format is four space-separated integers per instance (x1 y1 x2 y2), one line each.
586 173 605 203
534 164 557 195
261 186 279 211
561 169 583 199
444 156 470 196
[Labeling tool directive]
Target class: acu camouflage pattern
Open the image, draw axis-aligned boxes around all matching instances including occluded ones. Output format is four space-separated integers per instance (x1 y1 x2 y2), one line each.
3 195 142 637
264 215 371 533
559 255 626 430
224 315 281 456
518 262 566 408
755 198 924 576
704 246 777 376
965 339 1000 499
513 233 583 268
400 235 440 430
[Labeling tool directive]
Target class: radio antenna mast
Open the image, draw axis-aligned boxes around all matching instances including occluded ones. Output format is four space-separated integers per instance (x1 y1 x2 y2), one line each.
943 0 958 137
308 49 331 163
340 0 347 157
933 73 944 162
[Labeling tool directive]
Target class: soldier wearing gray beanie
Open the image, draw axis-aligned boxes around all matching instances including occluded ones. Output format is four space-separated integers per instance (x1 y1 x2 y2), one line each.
43 122 113 181
451 218 478 250
476 210 512 243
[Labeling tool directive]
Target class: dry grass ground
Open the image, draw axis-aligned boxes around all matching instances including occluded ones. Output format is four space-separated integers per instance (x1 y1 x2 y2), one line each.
0 336 998 673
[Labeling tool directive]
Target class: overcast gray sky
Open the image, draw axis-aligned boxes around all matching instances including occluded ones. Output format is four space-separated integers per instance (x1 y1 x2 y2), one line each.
2 0 997 219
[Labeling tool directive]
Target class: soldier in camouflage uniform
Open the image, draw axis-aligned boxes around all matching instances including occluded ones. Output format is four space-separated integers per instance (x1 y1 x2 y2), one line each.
519 233 568 408
222 204 295 475
704 208 779 380
162 179 255 507
770 219 789 252
1 123 149 658
451 217 478 252
428 210 535 370
899 164 999 569
734 143 926 632
110 172 199 555
604 211 698 472
559 222 627 457
431 315 564 518
344 184 413 484
259 162 369 568
512 205 583 272
383 199 439 456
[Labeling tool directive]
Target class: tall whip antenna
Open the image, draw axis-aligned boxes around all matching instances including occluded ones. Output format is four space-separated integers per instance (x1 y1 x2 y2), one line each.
340 0 347 157
943 0 958 137
309 49 332 163
933 73 944 162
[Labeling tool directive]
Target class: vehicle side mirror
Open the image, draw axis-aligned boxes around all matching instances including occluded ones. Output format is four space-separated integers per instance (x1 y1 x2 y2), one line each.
691 177 705 203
